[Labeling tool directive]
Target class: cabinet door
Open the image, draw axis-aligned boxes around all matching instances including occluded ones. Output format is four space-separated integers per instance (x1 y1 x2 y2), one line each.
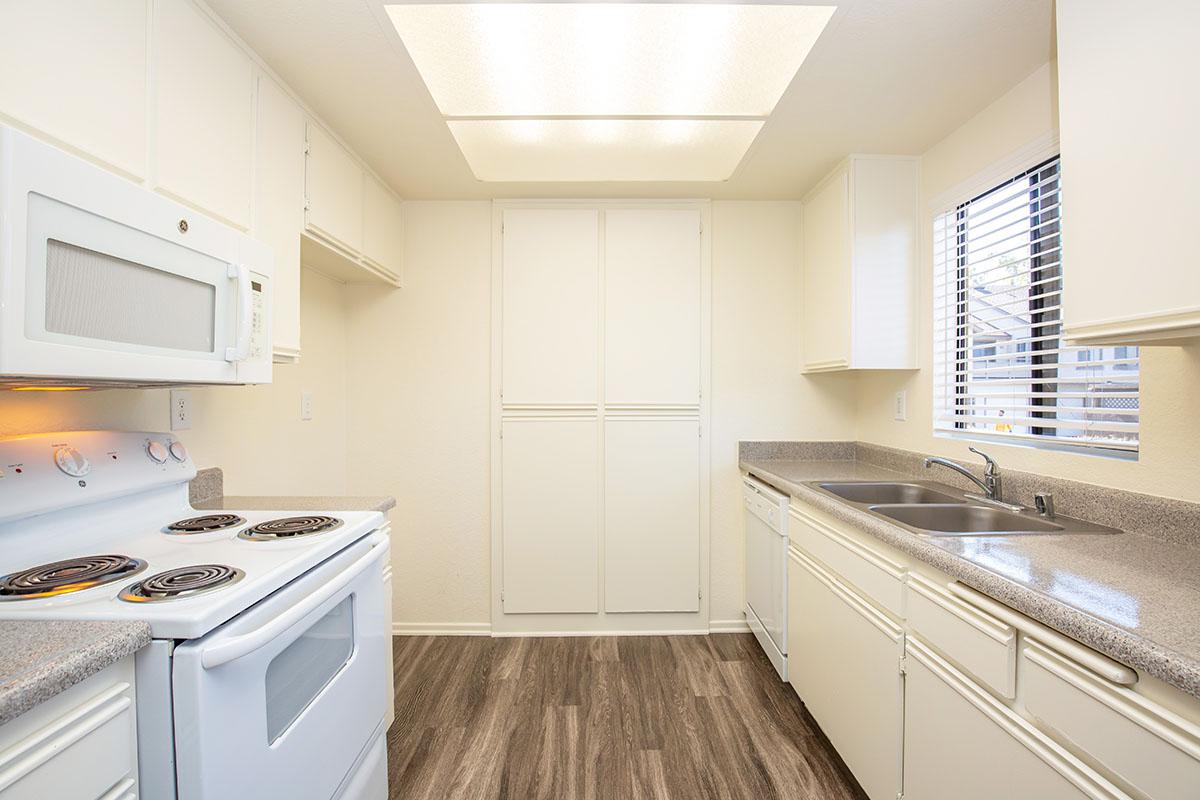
304 122 364 253
153 0 253 229
801 167 851 370
604 418 699 612
253 75 305 362
788 548 902 800
501 209 599 405
362 174 404 281
0 0 147 178
1058 0 1200 344
501 418 599 613
604 208 701 406
903 637 1114 800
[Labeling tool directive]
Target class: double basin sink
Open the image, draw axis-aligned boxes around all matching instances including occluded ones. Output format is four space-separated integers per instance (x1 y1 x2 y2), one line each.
809 481 1119 537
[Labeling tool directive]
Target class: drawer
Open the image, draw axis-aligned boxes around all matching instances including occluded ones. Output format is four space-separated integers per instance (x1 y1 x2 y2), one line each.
0 657 138 800
906 572 1016 699
789 506 904 617
1023 640 1200 800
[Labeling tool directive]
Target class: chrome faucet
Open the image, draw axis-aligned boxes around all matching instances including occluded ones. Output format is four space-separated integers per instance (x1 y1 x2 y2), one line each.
924 447 1004 503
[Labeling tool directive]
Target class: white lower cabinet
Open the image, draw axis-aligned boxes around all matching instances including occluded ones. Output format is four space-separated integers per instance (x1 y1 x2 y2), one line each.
788 546 902 800
904 637 1124 800
0 656 139 799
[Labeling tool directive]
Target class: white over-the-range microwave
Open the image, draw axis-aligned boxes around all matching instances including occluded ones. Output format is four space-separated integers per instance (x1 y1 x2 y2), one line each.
0 126 272 387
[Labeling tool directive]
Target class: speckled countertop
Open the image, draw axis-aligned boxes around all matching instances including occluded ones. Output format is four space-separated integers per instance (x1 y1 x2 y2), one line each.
0 620 151 725
742 457 1200 700
194 495 396 514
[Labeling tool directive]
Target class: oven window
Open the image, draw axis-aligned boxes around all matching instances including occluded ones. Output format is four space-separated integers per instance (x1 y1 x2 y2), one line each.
45 238 216 352
264 595 355 744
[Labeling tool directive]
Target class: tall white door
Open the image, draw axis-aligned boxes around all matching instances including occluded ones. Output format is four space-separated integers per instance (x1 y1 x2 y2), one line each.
604 209 701 405
502 208 600 405
501 418 599 614
604 418 700 612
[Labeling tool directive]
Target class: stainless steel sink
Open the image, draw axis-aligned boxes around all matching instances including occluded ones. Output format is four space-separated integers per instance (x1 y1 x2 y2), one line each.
869 504 1064 535
818 482 964 505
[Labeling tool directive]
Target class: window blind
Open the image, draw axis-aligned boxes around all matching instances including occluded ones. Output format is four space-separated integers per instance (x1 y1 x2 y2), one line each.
933 156 1139 454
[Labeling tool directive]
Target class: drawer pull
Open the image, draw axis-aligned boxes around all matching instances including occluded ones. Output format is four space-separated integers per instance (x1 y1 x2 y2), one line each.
948 582 1137 686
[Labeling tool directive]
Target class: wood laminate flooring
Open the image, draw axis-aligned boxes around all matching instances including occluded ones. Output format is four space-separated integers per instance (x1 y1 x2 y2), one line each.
387 634 868 800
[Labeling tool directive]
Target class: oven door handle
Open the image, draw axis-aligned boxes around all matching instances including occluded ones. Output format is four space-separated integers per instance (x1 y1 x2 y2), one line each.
224 262 252 363
199 532 388 670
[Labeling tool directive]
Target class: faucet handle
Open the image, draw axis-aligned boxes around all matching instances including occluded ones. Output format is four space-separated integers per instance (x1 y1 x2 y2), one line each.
1034 492 1055 519
969 447 998 475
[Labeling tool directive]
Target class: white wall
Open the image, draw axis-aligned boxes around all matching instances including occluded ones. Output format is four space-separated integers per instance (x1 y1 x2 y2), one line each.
344 202 494 633
344 200 857 631
709 201 858 625
855 61 1200 503
0 268 351 496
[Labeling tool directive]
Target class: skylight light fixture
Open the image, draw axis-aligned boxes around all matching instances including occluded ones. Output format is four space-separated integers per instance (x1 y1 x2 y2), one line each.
386 2 836 182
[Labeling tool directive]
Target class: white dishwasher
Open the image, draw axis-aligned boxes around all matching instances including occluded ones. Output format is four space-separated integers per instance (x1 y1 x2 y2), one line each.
743 475 789 680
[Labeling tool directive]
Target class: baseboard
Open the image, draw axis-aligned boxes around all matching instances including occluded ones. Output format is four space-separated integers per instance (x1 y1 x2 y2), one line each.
391 621 491 636
709 618 752 633
392 621 751 637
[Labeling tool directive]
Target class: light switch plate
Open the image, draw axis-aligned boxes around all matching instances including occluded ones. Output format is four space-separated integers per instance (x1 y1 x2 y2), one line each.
170 389 192 431
894 390 907 422
300 391 313 421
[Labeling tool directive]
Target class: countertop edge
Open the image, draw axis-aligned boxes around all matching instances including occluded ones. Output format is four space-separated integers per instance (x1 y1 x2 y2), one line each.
194 495 396 514
741 459 1200 701
0 621 152 726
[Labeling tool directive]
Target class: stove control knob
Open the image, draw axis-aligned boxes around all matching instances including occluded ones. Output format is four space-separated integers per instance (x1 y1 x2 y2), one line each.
168 441 189 462
54 446 91 477
146 441 169 464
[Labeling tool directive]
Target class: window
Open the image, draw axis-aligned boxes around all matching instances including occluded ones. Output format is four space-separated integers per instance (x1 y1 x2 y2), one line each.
933 156 1139 454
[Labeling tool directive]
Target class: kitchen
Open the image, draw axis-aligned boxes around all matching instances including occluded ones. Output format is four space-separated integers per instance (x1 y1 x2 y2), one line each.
0 1 1197 798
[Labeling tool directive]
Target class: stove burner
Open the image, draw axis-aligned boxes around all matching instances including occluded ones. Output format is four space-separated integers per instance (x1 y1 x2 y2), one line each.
0 555 147 600
238 515 344 541
165 514 246 534
120 564 245 602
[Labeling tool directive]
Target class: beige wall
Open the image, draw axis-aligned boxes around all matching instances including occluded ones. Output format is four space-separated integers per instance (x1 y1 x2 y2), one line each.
344 200 857 630
0 267 351 496
710 201 858 624
344 202 494 633
855 62 1200 503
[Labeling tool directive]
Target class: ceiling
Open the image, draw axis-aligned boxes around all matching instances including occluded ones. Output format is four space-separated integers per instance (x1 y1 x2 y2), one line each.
208 0 1055 200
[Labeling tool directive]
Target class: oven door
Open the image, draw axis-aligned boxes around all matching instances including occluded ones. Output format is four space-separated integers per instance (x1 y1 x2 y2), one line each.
171 531 390 800
0 126 272 385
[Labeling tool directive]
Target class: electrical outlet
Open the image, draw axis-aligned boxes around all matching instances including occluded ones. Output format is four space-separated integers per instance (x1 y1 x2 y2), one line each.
300 391 313 421
170 390 192 431
894 390 907 422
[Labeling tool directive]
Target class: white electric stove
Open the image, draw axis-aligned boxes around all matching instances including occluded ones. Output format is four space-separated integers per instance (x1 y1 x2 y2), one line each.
0 431 392 800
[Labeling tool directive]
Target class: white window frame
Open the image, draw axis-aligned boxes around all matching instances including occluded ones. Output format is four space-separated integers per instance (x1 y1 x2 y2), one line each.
931 137 1139 459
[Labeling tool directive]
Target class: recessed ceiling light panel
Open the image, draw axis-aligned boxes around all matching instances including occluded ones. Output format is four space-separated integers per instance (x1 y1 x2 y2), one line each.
385 2 835 181
386 3 835 117
447 119 764 182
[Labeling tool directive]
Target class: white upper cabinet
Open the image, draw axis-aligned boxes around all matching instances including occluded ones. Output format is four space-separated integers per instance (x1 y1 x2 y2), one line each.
362 174 404 283
0 1 147 179
604 208 702 406
254 75 305 363
1057 0 1200 345
153 0 254 230
304 122 363 254
800 155 919 372
501 208 600 405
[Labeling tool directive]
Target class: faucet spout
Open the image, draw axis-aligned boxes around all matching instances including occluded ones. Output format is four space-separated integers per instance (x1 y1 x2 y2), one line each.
923 449 1004 502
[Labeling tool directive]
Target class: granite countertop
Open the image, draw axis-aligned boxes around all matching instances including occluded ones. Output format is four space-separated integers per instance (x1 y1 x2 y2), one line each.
742 457 1200 700
194 495 396 514
0 620 152 726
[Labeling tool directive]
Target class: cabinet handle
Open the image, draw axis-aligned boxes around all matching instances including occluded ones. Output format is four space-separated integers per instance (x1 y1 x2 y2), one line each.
948 582 1137 685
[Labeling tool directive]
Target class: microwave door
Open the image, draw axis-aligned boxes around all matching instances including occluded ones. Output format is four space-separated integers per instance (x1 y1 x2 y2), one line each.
14 193 241 383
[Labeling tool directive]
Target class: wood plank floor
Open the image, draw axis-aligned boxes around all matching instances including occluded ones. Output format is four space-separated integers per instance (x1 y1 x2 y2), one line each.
388 634 868 800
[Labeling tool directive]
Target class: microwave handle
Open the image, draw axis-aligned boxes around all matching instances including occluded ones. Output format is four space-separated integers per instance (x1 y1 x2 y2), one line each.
199 532 388 670
224 262 252 362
